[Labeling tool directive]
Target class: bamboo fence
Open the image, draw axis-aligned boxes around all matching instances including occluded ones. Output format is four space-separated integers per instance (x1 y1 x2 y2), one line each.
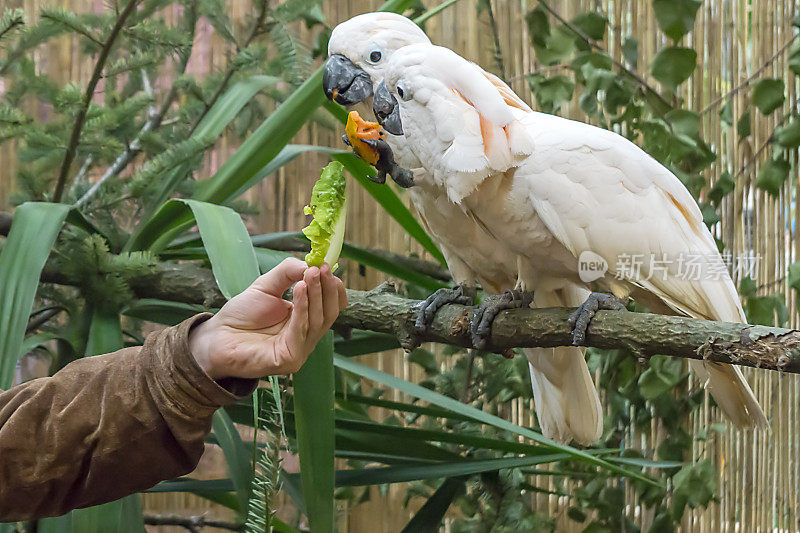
2 0 800 531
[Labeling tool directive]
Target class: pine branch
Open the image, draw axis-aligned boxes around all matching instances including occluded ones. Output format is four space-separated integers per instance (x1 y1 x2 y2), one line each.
244 387 283 533
40 8 103 47
76 69 158 207
0 17 69 76
76 4 199 207
52 0 141 203
0 9 25 42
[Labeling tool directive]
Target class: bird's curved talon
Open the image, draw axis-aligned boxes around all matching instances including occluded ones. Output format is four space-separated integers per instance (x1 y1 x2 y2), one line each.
471 290 534 350
414 283 476 335
568 292 627 346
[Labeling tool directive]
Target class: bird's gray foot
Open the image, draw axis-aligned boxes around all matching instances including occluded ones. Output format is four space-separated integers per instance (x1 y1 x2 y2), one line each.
414 283 476 335
362 138 415 188
568 292 627 345
471 289 534 350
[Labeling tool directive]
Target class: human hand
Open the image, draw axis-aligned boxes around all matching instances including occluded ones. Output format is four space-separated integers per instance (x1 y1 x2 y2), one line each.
189 258 347 380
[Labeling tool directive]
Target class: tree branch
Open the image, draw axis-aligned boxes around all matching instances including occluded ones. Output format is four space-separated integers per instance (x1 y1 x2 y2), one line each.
537 0 673 114
733 113 791 181
701 34 799 115
188 0 271 134
26 307 64 333
143 513 242 531
52 0 141 203
24 250 800 374
336 283 800 373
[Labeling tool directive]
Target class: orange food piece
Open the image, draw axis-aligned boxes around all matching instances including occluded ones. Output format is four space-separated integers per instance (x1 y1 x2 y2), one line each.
345 111 384 165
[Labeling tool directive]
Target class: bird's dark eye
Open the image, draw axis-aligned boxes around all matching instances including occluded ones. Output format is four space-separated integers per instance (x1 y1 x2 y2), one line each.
369 50 382 62
397 86 404 98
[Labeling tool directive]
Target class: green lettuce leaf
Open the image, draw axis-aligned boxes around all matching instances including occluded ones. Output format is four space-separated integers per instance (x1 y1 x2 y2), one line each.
302 162 347 268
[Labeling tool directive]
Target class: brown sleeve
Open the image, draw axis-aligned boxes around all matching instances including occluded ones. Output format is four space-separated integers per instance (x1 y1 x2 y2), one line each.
0 314 257 521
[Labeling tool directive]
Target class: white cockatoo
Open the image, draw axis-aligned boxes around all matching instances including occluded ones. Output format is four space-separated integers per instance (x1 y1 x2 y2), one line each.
324 13 525 335
368 42 768 440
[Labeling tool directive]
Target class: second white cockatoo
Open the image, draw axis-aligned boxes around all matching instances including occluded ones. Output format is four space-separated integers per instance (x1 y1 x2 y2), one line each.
372 43 768 439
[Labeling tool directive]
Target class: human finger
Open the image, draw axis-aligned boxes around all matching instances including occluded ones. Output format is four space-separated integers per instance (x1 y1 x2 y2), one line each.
304 266 324 334
284 280 310 361
321 264 340 328
336 277 348 310
250 257 306 297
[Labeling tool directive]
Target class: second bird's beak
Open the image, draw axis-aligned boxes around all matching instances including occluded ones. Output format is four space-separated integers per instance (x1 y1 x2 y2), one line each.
373 81 403 136
323 54 373 105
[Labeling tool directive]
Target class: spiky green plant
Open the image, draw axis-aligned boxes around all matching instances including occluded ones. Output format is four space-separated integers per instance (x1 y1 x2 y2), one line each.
245 386 285 533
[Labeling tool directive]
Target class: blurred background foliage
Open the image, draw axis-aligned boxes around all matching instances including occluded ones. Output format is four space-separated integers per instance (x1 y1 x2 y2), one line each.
1 0 799 531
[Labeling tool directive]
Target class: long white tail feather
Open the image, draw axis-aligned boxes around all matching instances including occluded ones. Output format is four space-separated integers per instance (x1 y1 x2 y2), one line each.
676 276 769 429
524 346 603 445
522 284 603 445
689 359 768 429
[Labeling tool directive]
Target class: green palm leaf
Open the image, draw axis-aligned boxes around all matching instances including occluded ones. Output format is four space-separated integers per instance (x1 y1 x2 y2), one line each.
212 410 252 515
330 453 571 486
0 202 70 389
334 355 659 486
401 476 466 533
180 199 260 298
292 332 336 532
171 199 338 531
144 75 281 215
126 68 327 253
167 199 262 519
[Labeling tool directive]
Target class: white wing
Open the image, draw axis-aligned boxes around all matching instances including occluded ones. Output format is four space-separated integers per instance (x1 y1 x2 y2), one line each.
517 112 767 428
519 113 734 319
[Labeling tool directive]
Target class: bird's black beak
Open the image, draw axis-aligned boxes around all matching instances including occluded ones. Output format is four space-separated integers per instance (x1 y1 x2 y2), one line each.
323 54 373 105
373 81 403 136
